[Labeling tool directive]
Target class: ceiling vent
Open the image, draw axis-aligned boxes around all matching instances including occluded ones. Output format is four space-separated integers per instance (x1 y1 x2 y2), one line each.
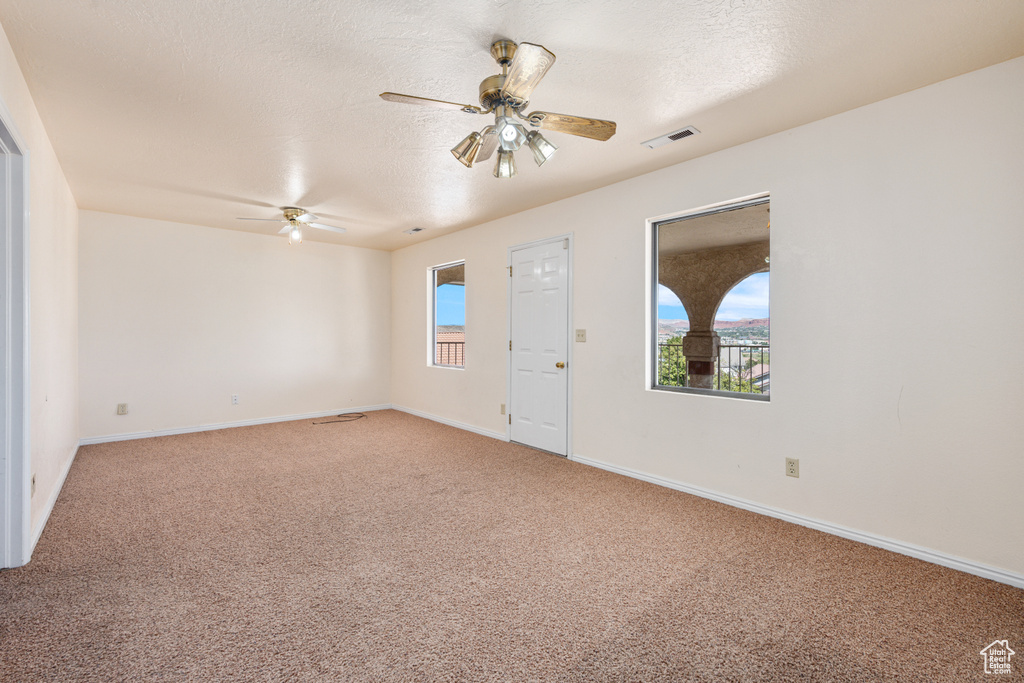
403 227 426 234
641 126 701 149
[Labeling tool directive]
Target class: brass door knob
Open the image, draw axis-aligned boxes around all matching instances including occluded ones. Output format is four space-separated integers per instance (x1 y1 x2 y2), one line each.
555 362 565 369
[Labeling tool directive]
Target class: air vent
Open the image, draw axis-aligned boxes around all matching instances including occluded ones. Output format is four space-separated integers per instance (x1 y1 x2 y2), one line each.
403 227 425 234
641 126 701 150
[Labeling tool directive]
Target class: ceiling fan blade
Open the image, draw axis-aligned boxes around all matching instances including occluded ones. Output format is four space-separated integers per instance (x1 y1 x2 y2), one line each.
525 111 617 141
238 217 287 222
278 225 292 235
475 127 498 162
380 92 483 114
308 223 347 235
294 213 317 223
500 42 556 103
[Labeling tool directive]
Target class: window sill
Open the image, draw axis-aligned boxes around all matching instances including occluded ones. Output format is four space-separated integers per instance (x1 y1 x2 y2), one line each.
651 385 769 402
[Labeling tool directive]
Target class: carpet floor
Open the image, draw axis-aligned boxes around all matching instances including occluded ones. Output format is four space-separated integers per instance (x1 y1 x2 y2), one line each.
1 409 1021 681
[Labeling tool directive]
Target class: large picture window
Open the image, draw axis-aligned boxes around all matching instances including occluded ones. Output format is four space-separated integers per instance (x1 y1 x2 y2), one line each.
652 196 770 399
432 262 465 368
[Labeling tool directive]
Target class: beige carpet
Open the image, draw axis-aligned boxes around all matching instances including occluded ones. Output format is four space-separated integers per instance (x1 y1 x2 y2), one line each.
1 410 1021 681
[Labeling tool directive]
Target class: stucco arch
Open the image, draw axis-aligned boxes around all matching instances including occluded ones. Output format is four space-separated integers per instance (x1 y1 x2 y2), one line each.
659 242 768 331
659 241 768 388
710 266 769 323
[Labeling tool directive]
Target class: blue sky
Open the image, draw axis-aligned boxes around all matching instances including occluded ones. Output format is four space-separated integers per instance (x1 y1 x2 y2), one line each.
436 284 465 325
437 273 767 326
658 272 769 321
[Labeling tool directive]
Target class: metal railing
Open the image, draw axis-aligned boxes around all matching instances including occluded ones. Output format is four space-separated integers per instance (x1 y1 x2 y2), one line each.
657 342 769 394
435 341 465 367
656 343 689 387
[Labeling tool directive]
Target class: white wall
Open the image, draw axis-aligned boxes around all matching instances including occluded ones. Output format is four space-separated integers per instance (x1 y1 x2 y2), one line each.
392 57 1024 576
0 24 80 536
79 212 390 438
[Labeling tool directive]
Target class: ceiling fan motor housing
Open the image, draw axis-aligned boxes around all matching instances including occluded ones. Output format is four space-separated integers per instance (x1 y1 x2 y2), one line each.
281 207 308 221
478 74 508 110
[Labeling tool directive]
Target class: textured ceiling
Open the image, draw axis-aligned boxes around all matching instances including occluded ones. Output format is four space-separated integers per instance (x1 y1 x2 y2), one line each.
1 0 1023 250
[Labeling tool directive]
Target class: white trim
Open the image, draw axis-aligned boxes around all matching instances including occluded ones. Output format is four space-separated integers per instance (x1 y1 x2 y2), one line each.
430 259 465 369
571 453 1024 589
505 252 511 443
506 233 574 456
78 404 393 445
647 192 770 396
0 97 31 569
391 404 508 442
30 444 78 551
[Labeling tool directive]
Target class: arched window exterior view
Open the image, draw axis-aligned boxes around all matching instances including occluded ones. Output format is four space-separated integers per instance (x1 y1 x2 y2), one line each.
653 196 770 399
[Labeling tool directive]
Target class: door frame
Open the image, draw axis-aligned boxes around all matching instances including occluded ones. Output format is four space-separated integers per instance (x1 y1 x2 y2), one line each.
0 97 31 569
506 233 573 457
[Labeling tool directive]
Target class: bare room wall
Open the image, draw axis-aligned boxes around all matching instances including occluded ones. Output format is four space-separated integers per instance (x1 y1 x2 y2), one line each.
79 212 391 439
0 24 80 537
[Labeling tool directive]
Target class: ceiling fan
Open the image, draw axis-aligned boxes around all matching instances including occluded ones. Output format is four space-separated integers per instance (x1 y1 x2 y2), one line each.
380 39 616 178
237 207 346 244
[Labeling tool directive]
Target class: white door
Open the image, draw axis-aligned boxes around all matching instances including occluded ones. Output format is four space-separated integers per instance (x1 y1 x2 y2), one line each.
509 237 570 455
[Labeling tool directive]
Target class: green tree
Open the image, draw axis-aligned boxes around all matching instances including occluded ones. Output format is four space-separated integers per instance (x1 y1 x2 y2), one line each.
657 335 687 386
716 372 756 393
743 352 769 370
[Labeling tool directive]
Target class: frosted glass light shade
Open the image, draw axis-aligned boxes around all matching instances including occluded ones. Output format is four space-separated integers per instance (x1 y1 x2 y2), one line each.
494 150 517 178
527 131 557 166
451 131 482 167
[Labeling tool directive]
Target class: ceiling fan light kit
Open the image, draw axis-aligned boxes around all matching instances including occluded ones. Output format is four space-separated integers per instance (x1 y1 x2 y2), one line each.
381 39 616 179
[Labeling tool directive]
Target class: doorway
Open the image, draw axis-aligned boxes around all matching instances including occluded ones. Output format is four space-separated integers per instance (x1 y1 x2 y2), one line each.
508 235 572 456
0 106 30 569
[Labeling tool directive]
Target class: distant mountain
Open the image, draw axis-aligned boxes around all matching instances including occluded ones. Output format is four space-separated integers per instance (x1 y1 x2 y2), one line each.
659 317 769 332
659 318 770 343
714 318 769 330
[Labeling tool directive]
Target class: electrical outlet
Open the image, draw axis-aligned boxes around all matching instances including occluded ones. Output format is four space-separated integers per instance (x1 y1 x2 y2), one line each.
575 329 587 342
116 403 128 415
500 403 506 415
786 458 800 478
231 394 239 405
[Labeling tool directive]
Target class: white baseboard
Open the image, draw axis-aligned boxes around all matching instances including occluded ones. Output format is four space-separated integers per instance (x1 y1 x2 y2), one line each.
78 404 394 446
31 442 79 553
571 454 1024 590
391 404 508 442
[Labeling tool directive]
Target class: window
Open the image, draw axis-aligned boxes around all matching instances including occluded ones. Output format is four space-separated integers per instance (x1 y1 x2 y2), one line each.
432 262 465 367
652 196 770 399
